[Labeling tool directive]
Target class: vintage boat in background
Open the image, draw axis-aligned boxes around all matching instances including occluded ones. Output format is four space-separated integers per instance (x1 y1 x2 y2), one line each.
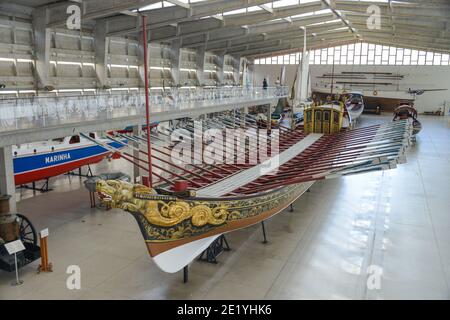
393 102 422 136
344 91 365 120
13 133 125 186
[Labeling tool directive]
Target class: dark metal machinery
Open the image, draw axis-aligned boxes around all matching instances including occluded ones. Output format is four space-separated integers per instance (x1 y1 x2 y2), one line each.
0 214 41 272
198 235 231 264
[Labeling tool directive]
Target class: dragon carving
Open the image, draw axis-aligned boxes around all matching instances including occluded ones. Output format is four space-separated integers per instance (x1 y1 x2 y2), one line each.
95 180 229 228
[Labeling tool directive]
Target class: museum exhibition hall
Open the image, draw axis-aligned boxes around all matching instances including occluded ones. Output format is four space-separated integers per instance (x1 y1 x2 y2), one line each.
0 0 449 301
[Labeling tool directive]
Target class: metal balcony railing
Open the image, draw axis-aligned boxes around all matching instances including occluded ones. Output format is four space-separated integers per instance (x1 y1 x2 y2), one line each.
0 86 288 133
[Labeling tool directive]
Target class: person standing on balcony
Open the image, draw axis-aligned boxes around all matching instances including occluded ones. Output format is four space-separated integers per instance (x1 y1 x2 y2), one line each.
263 78 268 90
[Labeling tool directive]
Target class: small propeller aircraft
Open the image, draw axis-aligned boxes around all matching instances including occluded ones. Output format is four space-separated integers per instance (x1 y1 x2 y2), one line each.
407 88 448 96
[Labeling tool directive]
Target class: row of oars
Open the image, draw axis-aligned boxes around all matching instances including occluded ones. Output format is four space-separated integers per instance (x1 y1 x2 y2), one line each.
234 120 412 194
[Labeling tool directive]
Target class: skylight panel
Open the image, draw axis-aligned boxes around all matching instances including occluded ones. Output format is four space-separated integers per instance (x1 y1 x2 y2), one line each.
290 12 314 19
247 6 263 12
223 8 247 16
314 9 332 15
138 2 162 11
272 0 300 8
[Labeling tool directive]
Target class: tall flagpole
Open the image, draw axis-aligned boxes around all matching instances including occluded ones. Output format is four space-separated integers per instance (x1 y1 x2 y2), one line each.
142 14 153 187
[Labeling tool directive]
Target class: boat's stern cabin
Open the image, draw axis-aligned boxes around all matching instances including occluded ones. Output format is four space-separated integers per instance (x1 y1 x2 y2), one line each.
304 103 344 134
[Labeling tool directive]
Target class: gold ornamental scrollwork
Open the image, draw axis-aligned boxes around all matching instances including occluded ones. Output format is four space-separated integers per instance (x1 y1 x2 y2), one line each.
95 180 230 228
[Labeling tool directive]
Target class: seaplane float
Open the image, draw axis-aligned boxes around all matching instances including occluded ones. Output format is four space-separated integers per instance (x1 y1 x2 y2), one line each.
89 102 413 274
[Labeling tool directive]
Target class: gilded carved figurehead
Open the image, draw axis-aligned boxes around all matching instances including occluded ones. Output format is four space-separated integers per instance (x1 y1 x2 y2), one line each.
95 179 229 230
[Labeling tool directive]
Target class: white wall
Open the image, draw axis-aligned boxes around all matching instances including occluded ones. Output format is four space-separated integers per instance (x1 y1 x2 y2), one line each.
254 64 450 113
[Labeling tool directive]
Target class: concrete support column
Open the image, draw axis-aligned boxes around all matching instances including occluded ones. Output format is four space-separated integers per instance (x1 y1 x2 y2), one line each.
137 32 149 88
239 56 249 87
196 46 206 86
94 20 109 89
132 125 142 183
216 54 225 85
247 60 255 88
32 8 51 90
233 55 240 86
171 39 181 86
0 146 16 214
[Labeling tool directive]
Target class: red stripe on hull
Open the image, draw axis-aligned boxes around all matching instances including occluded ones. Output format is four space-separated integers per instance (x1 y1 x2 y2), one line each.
14 154 109 185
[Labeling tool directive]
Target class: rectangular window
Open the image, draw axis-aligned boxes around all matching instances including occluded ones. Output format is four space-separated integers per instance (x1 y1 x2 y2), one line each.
314 55 321 65
278 56 284 64
321 49 327 63
396 48 404 65
389 47 396 56
361 43 368 55
375 55 381 65
433 54 441 65
347 52 354 64
418 52 426 65
410 50 418 65
426 52 434 65
361 55 368 64
389 55 395 65
375 45 382 55
403 55 410 65
334 48 340 63
327 55 334 64
328 47 334 56
290 55 296 64
368 49 375 64
354 42 361 55
382 48 389 61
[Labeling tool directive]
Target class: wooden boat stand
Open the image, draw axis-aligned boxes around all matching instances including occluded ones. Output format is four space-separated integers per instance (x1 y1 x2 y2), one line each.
198 234 231 264
182 235 232 283
183 222 272 283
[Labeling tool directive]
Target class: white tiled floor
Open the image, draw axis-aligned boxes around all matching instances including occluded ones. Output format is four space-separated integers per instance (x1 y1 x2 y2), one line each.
0 114 449 300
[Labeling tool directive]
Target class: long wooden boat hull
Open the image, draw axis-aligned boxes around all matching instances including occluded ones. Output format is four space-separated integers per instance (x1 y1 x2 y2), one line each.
96 179 313 273
94 120 412 273
13 140 124 185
